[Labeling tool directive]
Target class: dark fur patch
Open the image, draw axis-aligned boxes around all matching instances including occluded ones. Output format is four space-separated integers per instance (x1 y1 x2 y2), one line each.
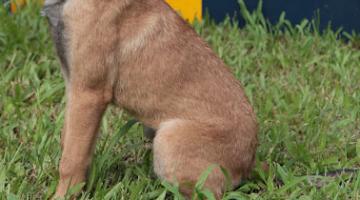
42 0 70 78
143 125 157 140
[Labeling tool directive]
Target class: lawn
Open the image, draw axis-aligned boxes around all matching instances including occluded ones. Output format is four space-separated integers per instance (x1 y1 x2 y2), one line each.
0 1 360 199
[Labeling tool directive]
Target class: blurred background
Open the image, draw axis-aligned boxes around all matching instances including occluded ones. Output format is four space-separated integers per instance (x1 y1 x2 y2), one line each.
203 0 360 33
5 0 360 33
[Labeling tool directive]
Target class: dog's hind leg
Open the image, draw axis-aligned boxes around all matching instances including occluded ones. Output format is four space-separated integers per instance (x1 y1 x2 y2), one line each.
153 120 228 199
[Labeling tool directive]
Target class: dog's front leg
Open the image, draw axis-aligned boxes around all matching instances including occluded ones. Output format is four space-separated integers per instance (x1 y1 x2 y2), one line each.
54 87 108 198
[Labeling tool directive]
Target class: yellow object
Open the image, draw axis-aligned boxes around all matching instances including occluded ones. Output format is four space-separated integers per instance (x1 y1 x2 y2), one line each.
10 0 203 23
10 0 43 12
10 0 26 13
165 0 202 22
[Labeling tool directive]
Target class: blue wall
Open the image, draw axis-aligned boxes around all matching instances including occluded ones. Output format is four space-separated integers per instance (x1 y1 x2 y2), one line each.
203 0 360 33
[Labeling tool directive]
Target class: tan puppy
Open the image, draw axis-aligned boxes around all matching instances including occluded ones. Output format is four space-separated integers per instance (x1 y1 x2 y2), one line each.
42 0 258 198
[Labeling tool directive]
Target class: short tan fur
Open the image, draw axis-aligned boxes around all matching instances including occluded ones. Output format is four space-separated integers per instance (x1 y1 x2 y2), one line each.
43 0 258 198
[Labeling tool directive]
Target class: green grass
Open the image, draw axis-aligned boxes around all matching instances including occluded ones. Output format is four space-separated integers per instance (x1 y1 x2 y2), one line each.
1 1 360 199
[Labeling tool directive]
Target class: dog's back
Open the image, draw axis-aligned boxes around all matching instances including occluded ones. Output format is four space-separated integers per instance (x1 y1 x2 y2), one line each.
47 0 258 198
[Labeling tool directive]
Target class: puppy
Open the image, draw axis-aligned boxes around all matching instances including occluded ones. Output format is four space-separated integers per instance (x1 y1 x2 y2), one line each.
42 0 258 198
